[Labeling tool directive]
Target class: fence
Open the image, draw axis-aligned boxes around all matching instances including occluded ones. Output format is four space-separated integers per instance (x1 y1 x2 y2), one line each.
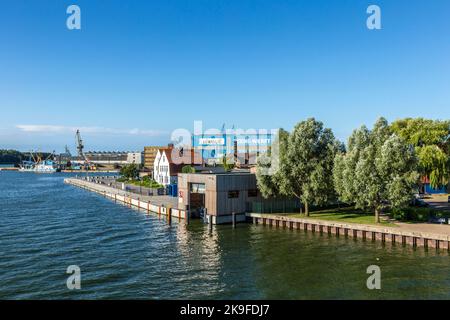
248 199 301 214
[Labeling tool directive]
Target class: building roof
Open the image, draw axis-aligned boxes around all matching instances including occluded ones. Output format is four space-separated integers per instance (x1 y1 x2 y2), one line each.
159 148 203 166
179 168 252 176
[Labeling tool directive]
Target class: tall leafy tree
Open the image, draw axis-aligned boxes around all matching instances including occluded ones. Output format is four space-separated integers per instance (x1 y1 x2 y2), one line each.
281 118 338 215
391 118 450 189
256 128 289 198
257 119 338 215
120 164 140 180
334 118 418 222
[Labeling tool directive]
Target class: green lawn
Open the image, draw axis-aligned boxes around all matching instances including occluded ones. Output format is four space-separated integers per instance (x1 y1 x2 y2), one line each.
287 207 397 227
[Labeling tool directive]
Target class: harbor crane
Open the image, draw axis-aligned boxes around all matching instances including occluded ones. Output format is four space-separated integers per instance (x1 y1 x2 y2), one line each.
75 129 95 170
76 129 85 159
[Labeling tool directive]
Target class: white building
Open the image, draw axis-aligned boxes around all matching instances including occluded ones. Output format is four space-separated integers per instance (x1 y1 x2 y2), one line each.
153 149 178 186
153 148 203 186
127 152 143 165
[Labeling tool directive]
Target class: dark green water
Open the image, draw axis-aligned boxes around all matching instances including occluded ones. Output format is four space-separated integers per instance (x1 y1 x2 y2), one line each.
1 171 450 299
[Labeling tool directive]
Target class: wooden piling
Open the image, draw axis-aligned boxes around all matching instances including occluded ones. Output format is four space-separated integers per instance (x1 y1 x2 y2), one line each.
185 205 190 224
167 205 172 224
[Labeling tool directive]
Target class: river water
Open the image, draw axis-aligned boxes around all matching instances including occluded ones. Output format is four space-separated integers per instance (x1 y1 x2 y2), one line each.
1 171 449 299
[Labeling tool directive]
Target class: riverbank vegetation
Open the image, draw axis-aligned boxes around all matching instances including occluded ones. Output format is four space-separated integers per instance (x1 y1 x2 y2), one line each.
256 117 450 224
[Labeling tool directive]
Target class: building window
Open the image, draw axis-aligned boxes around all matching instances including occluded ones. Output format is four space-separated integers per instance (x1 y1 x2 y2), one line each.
248 189 257 197
190 183 205 194
228 190 239 198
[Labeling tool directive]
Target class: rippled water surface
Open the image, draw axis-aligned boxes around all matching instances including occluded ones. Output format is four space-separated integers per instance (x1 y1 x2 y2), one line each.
1 171 450 299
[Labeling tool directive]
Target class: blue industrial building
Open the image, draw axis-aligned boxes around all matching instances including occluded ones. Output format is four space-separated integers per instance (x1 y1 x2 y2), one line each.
192 129 276 165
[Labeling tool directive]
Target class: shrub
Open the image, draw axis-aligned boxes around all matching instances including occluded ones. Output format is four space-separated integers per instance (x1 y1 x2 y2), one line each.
182 165 196 173
140 175 163 188
389 207 449 222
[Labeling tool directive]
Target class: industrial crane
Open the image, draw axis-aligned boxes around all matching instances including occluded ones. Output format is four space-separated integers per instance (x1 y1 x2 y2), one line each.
76 129 84 159
76 129 95 170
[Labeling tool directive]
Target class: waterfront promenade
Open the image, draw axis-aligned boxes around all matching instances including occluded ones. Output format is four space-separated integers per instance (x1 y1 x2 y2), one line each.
65 176 450 251
248 213 450 250
64 177 184 219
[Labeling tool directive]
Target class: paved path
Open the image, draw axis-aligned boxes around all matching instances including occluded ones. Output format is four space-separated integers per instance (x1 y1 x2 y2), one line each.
396 221 450 237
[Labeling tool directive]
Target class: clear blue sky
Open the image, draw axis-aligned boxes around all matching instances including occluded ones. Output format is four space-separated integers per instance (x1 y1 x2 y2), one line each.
1 0 449 152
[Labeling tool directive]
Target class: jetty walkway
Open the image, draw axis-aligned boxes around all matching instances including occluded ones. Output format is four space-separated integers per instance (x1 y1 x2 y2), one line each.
64 177 186 220
247 213 450 250
65 176 450 251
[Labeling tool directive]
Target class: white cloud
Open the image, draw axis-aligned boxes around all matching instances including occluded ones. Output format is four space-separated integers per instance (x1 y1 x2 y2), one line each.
15 125 167 137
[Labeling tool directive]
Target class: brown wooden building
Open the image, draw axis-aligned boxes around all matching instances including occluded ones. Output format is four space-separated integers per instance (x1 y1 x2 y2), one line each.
177 171 263 224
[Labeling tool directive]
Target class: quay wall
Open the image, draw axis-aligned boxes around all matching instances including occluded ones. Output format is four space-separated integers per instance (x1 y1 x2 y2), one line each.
64 178 187 220
247 213 450 251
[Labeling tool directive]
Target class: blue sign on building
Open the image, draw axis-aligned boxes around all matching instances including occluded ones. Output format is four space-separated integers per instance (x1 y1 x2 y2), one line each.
192 130 276 165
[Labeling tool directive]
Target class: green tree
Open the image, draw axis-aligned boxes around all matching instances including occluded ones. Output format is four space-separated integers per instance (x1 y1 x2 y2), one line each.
391 118 450 189
282 119 339 215
120 164 140 180
334 118 418 223
256 128 289 198
0 149 25 165
256 120 338 216
416 145 448 188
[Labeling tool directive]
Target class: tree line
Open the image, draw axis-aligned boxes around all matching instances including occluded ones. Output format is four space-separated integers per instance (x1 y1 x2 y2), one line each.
0 150 53 165
0 150 26 165
256 117 450 222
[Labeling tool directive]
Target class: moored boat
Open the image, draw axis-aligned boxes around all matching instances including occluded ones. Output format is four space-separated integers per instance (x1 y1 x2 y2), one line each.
19 152 58 173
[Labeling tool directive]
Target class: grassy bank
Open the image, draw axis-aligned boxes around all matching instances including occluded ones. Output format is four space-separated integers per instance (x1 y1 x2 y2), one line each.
287 207 397 227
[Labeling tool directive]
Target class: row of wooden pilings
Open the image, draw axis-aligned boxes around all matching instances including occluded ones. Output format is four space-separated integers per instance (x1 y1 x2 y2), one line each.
249 214 450 250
